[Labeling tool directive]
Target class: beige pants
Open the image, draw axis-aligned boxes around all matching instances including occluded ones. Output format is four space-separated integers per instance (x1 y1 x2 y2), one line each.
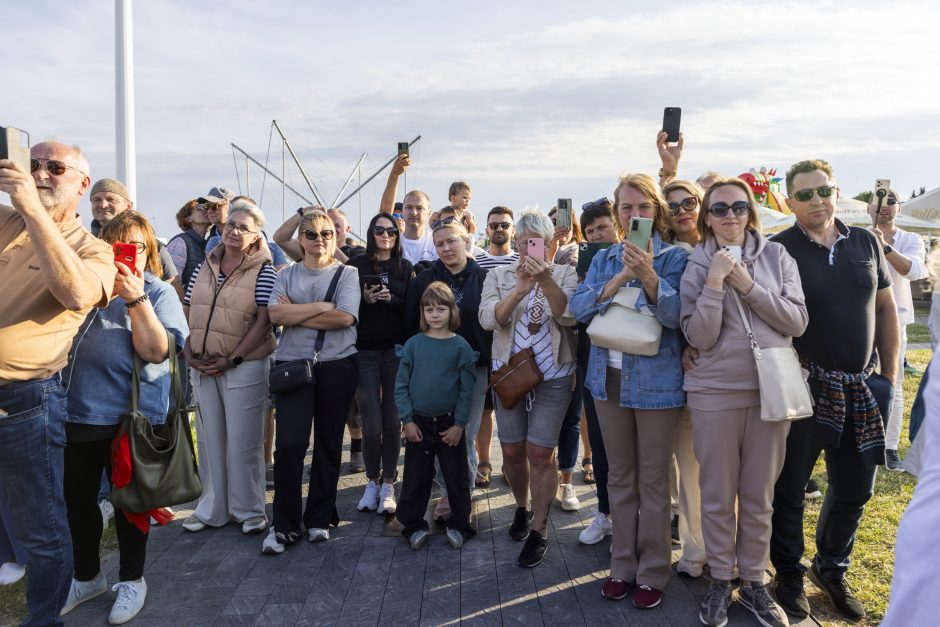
690 404 790 581
595 369 681 588
675 408 706 563
192 358 269 526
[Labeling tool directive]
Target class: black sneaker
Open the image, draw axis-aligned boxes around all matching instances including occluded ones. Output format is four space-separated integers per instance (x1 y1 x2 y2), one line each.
772 570 810 618
804 478 822 500
808 563 866 621
509 507 532 542
517 530 547 568
885 449 905 472
670 513 680 544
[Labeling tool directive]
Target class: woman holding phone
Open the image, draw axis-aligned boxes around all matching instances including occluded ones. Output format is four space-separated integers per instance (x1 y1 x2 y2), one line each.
680 178 807 627
346 212 414 514
569 173 689 608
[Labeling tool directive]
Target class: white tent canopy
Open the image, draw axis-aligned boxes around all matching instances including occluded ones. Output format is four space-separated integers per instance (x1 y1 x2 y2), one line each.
837 198 937 230
900 186 940 225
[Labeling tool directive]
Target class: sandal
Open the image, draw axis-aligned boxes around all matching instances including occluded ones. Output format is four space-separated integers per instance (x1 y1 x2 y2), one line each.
475 462 492 488
581 457 595 485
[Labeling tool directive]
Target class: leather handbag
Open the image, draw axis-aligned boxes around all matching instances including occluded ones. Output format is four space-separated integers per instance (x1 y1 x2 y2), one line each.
490 347 543 410
268 266 345 395
586 286 662 356
730 290 813 422
110 331 203 513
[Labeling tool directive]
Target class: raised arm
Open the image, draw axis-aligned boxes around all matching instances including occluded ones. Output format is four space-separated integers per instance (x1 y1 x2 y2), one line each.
273 211 303 262
379 155 410 213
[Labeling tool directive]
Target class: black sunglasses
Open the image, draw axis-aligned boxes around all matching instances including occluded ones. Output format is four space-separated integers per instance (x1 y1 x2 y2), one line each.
871 198 898 207
488 221 511 231
372 225 398 236
792 185 836 202
668 196 699 215
706 201 750 217
303 229 335 241
582 197 611 210
431 215 458 230
30 158 86 177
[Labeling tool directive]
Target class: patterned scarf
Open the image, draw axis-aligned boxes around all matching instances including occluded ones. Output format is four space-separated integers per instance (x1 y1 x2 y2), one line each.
801 355 885 459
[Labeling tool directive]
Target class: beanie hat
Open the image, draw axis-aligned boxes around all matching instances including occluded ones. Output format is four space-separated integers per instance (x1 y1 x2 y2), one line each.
90 178 131 202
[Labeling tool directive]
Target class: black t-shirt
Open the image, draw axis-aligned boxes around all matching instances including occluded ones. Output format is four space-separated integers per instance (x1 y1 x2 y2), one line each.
346 255 413 350
772 221 891 373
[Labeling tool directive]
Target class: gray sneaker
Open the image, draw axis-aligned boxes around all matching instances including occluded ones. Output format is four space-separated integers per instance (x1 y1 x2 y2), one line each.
699 578 733 627
885 449 905 472
735 582 788 627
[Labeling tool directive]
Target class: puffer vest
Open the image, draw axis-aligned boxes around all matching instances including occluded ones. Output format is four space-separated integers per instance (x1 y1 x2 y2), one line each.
168 228 207 288
187 243 276 360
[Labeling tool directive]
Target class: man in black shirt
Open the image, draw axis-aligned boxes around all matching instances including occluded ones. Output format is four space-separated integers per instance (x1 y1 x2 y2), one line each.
769 160 899 621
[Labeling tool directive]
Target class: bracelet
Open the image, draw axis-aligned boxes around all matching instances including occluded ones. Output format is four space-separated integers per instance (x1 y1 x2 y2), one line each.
125 293 149 309
658 168 677 178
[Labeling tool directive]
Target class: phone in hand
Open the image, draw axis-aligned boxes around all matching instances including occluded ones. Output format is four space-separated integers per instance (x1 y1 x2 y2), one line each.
397 142 410 157
626 217 653 250
873 178 891 226
556 199 573 228
0 126 30 172
113 242 138 273
362 274 388 289
722 245 742 263
662 107 681 143
576 241 613 277
527 237 545 260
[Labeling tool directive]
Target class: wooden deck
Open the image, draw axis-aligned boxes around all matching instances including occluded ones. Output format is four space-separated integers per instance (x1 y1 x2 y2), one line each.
65 439 822 626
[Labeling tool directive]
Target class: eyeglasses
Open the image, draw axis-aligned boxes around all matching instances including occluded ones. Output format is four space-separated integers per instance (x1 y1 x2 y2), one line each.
302 229 335 241
30 158 86 177
488 222 512 231
431 216 458 230
582 197 611 210
792 185 836 202
667 196 699 215
223 221 257 235
128 241 146 253
372 226 398 236
706 201 750 217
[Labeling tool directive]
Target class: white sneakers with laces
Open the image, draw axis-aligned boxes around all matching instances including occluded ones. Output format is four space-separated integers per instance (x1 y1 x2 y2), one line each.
377 482 397 514
109 578 147 625
61 571 108 615
262 527 285 555
578 508 612 545
357 480 380 511
559 483 580 511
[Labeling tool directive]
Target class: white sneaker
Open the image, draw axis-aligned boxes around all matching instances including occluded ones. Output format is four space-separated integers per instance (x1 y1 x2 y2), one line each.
446 527 465 549
241 516 267 534
578 508 612 545
377 482 397 514
559 483 580 511
109 578 147 625
181 516 206 532
61 571 108 615
0 562 26 586
357 480 380 511
99 500 114 528
409 529 428 550
676 556 705 578
308 527 330 542
261 528 285 555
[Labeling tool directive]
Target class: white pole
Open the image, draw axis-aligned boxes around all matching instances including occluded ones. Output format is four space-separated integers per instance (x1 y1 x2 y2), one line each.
115 0 137 200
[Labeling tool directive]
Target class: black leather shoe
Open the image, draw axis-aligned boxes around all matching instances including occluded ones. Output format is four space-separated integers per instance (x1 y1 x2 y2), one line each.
509 507 531 542
772 570 810 618
517 530 547 568
808 563 866 621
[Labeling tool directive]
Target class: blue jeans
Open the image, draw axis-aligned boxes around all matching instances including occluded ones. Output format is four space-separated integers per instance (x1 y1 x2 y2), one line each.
556 365 584 473
0 376 73 626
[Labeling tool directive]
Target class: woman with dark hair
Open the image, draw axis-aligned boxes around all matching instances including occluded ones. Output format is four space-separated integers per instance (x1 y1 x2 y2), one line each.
347 212 414 513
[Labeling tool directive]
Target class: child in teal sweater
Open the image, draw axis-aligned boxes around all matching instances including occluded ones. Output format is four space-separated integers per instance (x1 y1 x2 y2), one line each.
395 282 478 549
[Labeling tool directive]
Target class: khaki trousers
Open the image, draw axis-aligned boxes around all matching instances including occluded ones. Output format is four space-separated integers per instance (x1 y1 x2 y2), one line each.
690 404 789 581
595 369 681 588
192 358 269 526
675 408 706 563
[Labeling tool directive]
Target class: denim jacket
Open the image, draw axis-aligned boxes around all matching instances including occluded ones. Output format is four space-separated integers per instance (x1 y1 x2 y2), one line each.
568 233 688 409
63 273 189 426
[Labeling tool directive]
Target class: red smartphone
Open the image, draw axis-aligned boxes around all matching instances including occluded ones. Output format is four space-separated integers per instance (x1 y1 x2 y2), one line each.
527 237 545 260
113 242 137 272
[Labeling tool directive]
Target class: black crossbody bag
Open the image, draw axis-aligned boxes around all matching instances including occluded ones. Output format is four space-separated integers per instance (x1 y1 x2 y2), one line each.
269 266 345 395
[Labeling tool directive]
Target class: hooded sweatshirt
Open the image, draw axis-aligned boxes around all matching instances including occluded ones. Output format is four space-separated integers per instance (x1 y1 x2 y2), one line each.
679 229 808 410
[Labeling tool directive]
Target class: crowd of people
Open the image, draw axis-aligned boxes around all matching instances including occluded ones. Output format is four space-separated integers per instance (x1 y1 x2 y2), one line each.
0 132 931 627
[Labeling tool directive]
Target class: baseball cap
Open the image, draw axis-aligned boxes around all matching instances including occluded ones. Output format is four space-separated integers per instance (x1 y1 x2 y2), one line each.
197 186 235 204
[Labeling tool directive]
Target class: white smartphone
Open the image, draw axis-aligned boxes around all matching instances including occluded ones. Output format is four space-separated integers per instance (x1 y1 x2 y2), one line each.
722 245 742 262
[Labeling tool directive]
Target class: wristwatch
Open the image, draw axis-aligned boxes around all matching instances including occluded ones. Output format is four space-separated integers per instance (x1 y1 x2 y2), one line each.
230 354 244 367
884 245 894 255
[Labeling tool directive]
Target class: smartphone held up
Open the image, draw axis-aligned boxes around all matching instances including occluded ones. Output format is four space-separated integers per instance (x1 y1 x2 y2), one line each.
873 178 891 227
0 126 30 172
113 242 138 273
662 107 681 143
556 198 573 228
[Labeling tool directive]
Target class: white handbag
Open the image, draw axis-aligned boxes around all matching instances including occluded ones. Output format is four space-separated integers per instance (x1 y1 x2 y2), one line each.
730 290 813 422
586 286 662 357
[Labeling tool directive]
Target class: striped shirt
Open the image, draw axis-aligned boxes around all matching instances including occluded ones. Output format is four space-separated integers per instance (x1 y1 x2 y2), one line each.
474 249 519 270
183 261 278 308
492 289 576 381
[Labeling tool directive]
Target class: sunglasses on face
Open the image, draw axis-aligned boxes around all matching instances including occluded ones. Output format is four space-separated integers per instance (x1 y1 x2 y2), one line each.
668 196 699 215
871 199 898 207
303 229 335 241
706 201 750 217
431 216 458 230
223 221 256 235
372 226 398 236
30 158 85 177
792 185 836 202
488 222 512 231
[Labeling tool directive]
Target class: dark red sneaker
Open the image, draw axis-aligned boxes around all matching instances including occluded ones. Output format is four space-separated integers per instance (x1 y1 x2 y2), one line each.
601 577 631 600
633 584 662 609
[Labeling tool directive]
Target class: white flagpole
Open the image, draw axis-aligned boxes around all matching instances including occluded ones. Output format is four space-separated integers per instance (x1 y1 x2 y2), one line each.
116 0 137 200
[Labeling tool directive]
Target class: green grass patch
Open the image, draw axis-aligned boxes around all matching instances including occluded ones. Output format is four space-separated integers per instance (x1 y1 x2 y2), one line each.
907 322 931 345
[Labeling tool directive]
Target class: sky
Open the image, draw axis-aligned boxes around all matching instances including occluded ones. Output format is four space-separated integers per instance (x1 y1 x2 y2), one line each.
5 0 940 238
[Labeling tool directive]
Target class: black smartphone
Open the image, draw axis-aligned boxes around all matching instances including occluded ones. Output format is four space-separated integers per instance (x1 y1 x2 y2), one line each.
397 142 409 157
576 242 613 277
362 274 388 289
662 107 681 143
0 126 30 171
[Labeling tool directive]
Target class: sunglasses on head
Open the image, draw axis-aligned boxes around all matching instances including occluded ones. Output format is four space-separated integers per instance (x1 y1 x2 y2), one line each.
30 158 85 177
431 216 458 230
668 196 699 215
488 221 511 231
792 185 836 202
706 201 750 217
582 197 611 211
303 229 335 241
372 225 398 236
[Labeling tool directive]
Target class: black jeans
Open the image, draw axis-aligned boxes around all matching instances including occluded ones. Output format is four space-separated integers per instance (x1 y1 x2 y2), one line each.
355 348 401 481
770 373 893 579
64 436 148 582
272 355 358 535
397 414 475 540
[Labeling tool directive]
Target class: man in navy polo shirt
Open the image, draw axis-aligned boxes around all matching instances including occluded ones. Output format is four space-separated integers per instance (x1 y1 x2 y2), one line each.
769 159 899 622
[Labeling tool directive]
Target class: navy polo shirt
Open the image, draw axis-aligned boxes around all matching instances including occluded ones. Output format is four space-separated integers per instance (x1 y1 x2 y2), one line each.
772 220 891 373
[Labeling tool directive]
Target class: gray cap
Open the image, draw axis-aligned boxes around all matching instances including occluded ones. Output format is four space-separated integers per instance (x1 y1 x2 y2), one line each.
197 186 235 203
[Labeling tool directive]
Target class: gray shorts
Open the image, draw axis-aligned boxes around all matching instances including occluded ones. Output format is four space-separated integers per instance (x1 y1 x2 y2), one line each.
494 375 573 448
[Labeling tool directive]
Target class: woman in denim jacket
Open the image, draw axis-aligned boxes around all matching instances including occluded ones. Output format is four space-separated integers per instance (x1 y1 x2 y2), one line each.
569 174 688 609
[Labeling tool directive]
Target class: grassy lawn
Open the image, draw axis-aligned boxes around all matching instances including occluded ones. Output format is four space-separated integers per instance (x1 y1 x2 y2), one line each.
907 322 931 345
806 348 930 626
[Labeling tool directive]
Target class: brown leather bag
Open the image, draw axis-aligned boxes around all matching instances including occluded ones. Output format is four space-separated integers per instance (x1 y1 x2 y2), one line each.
489 347 544 410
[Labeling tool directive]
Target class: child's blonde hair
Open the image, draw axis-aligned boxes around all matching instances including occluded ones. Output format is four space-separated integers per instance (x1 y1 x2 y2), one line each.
419 281 461 332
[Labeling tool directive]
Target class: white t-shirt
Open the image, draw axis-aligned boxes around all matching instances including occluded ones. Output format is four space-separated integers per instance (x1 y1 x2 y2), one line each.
887 228 928 326
400 230 438 265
